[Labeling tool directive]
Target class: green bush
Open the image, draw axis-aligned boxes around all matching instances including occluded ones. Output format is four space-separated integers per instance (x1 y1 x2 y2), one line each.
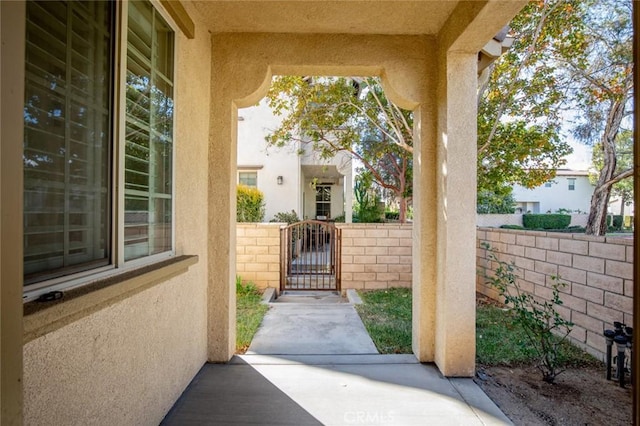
385 211 400 220
500 224 524 230
608 215 623 231
270 210 300 224
522 214 570 229
483 244 574 383
237 184 265 222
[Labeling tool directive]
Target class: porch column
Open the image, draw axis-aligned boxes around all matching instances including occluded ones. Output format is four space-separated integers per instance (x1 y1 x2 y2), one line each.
412 101 437 363
434 52 478 376
1 1 25 422
208 36 271 361
344 172 353 223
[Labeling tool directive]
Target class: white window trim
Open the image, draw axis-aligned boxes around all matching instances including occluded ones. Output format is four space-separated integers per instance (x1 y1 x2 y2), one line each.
24 0 180 302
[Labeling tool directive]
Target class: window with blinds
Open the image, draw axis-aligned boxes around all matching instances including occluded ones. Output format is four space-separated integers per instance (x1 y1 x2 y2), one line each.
23 0 175 289
23 1 114 284
124 1 174 261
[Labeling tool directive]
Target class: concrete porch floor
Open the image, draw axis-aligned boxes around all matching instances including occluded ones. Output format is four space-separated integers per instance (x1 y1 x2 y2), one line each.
161 294 512 425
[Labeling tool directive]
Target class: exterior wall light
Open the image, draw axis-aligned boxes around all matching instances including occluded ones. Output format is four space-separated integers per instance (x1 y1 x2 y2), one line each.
277 176 283 185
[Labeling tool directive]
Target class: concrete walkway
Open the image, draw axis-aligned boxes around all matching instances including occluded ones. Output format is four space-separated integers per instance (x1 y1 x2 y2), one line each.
161 292 512 425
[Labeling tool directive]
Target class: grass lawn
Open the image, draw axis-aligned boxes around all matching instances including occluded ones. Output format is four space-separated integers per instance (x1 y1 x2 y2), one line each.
236 281 269 353
356 288 598 368
355 287 412 354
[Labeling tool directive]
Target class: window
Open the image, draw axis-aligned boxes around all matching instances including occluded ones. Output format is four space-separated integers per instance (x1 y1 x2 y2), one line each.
238 171 257 187
23 0 175 291
544 182 552 188
568 178 576 191
316 185 331 218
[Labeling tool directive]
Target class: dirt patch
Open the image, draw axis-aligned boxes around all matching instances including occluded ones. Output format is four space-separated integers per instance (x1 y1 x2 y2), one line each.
475 364 632 425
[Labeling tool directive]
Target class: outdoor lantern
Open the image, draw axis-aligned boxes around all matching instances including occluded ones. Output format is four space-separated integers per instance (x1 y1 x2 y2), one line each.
277 176 283 185
604 329 616 380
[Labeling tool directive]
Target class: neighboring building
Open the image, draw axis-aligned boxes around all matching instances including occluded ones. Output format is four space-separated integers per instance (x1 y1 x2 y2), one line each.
512 170 593 214
237 99 353 222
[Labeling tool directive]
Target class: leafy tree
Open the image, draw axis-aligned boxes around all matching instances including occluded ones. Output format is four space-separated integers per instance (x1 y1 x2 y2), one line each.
266 76 413 222
477 0 586 193
353 172 385 223
477 185 516 214
567 0 633 235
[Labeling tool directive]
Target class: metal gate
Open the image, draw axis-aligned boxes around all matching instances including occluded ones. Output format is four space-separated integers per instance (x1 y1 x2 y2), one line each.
280 220 341 291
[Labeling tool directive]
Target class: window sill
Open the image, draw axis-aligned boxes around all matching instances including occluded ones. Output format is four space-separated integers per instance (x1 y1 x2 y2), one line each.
23 255 198 344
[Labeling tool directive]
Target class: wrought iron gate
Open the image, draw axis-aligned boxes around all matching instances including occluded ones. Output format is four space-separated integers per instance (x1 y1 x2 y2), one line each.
280 220 341 291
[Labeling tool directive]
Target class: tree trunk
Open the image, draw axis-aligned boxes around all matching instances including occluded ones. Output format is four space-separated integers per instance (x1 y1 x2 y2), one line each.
586 186 612 235
585 96 626 235
398 197 408 223
619 194 625 217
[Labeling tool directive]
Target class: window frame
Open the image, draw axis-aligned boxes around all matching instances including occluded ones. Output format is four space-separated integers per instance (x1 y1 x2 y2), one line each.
238 171 258 188
315 185 331 219
23 0 178 302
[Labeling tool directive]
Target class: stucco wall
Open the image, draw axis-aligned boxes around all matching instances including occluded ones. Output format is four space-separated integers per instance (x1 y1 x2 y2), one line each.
237 100 301 221
512 174 593 214
22 2 211 424
235 223 412 291
476 227 633 360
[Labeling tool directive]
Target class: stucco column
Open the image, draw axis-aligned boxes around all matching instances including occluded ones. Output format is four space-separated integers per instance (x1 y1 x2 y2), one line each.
434 52 478 376
208 36 271 362
344 172 353 223
412 102 437 363
1 1 25 422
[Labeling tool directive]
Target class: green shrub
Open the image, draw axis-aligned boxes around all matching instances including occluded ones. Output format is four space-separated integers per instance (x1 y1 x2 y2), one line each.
384 211 400 220
270 210 300 224
333 214 346 223
608 215 623 231
500 224 524 230
522 214 570 229
237 184 265 222
483 244 574 383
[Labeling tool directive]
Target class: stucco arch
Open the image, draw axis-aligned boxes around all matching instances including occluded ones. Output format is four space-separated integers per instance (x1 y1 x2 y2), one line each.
208 24 521 376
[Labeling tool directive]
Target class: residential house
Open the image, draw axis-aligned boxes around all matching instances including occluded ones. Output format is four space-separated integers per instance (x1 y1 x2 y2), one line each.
237 100 353 222
512 169 593 214
0 1 529 424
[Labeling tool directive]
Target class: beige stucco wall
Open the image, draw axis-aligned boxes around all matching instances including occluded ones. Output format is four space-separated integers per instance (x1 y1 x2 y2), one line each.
477 227 634 361
22 2 212 424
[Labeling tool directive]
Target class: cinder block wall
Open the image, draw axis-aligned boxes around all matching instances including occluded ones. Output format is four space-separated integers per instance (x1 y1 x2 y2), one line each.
338 224 412 290
476 227 634 360
235 223 413 291
236 223 282 288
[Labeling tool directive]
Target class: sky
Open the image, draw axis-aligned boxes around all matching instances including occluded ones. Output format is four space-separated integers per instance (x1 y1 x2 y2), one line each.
564 140 592 171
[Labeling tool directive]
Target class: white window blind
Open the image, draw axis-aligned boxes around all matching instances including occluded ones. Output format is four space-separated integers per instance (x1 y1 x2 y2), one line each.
23 1 114 284
124 1 174 261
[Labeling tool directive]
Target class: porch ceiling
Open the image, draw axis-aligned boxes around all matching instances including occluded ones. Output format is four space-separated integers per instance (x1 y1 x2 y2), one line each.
302 165 344 180
192 1 458 35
